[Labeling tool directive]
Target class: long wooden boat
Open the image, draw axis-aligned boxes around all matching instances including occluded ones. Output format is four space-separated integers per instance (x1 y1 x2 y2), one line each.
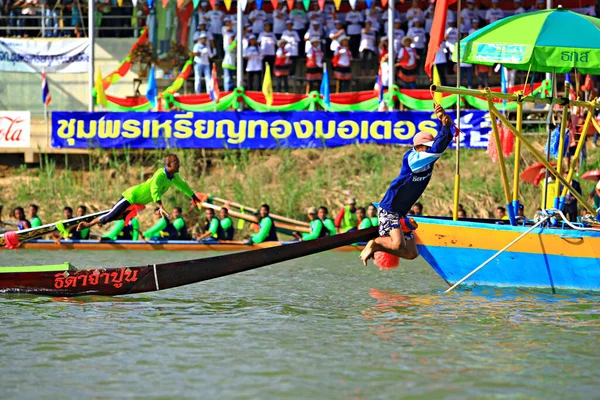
0 227 378 297
2 239 364 252
414 217 600 292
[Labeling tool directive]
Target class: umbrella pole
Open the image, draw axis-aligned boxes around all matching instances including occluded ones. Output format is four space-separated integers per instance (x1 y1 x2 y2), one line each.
487 97 515 225
560 109 594 203
488 100 597 216
555 81 571 209
512 99 523 217
452 0 462 221
542 68 556 210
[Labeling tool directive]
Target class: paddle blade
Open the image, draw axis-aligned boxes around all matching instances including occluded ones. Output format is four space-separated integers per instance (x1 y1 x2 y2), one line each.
374 252 400 270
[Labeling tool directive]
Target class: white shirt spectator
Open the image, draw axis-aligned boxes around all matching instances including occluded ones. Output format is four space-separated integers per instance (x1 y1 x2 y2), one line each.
273 9 288 34
445 27 458 49
329 28 345 52
244 45 263 72
291 9 307 30
393 28 406 53
207 10 224 35
221 25 237 37
381 59 390 87
249 10 267 34
193 42 211 65
513 6 526 15
359 28 377 52
197 10 211 27
281 29 301 56
334 47 352 67
461 6 478 30
306 46 323 67
259 31 277 56
406 6 424 24
345 10 363 35
304 26 323 53
434 46 446 65
485 7 504 24
321 10 336 31
193 30 214 42
407 26 426 49
446 9 455 24
382 9 401 24
366 15 381 32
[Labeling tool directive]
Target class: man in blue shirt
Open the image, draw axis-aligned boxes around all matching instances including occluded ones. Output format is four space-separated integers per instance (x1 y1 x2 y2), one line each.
360 104 454 266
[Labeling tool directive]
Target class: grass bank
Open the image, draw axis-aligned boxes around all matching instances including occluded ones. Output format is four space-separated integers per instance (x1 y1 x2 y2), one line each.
2 140 599 235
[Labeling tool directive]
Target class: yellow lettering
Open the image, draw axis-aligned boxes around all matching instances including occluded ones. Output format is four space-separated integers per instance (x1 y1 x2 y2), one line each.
361 121 370 140
316 120 336 139
142 120 152 138
294 121 313 139
370 121 392 140
152 120 172 138
98 120 121 139
270 120 292 140
393 121 416 140
122 120 141 139
207 120 217 138
337 121 359 139
174 119 193 139
56 119 75 139
194 120 213 139
418 121 438 136
77 120 96 139
249 120 269 139
226 120 245 144
216 120 235 141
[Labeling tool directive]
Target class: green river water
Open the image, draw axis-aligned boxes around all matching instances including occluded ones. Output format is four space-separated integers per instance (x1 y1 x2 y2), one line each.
1 250 599 399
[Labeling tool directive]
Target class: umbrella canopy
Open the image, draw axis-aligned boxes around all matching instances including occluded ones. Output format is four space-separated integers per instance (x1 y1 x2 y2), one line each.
521 161 556 183
581 170 600 181
456 7 600 73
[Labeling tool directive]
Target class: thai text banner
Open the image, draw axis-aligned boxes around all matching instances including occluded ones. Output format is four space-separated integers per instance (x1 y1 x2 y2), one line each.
0 38 90 73
51 111 491 149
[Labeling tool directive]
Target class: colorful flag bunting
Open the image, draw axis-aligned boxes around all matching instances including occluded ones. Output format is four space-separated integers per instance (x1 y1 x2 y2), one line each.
223 0 232 9
320 64 330 108
287 0 294 10
256 0 263 9
262 63 273 108
208 0 216 8
381 0 388 7
565 73 576 100
41 70 52 107
271 0 279 11
348 0 356 10
318 0 325 10
302 0 310 11
333 0 341 10
146 65 158 109
365 0 372 9
239 0 247 11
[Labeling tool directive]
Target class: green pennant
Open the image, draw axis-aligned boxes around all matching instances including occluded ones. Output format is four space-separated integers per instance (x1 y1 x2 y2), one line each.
302 0 310 10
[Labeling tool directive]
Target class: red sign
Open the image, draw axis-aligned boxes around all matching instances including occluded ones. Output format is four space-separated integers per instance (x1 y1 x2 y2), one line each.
53 267 140 290
0 111 30 148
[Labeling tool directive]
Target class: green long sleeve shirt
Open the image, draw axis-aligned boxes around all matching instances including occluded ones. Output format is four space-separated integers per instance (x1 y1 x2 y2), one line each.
173 217 186 232
143 218 168 239
207 218 220 238
323 218 336 236
251 217 273 244
122 168 194 205
302 219 325 241
220 217 233 231
359 218 373 230
30 216 42 228
102 218 140 241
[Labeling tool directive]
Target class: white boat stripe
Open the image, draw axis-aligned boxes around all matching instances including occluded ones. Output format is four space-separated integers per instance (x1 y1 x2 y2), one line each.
153 264 159 290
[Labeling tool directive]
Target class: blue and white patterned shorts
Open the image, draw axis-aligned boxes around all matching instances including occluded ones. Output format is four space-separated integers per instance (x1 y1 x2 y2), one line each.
377 208 415 241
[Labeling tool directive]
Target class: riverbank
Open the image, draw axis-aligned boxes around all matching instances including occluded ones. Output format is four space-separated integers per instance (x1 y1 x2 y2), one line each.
1 140 598 235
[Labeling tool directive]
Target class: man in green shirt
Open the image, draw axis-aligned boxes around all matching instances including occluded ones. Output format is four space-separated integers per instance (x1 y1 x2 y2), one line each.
249 204 278 244
28 204 42 228
197 208 221 241
318 206 337 236
101 217 141 241
334 197 359 233
294 207 328 241
143 208 177 240
218 207 235 240
171 207 189 240
77 154 200 232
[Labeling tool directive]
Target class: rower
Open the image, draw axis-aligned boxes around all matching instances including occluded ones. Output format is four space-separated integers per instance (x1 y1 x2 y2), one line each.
218 207 235 240
28 204 42 228
12 207 31 230
197 208 221 241
143 208 178 241
367 204 378 226
101 217 141 241
249 204 278 244
318 206 337 236
172 207 189 240
294 207 328 241
334 197 358 233
70 205 91 240
77 154 200 232
357 207 373 229
360 104 454 266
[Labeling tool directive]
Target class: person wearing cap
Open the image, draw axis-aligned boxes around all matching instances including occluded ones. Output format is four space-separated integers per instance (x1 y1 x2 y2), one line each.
406 0 424 25
334 197 359 233
206 4 225 58
345 6 363 58
305 36 323 92
195 1 211 37
357 207 373 230
378 36 388 62
318 206 337 236
304 20 323 54
290 2 308 39
274 38 291 92
392 20 405 54
359 19 377 76
196 20 216 51
328 19 345 56
486 0 504 25
513 0 526 15
396 36 418 89
321 6 337 32
249 3 267 35
294 207 328 241
259 22 277 72
222 19 237 91
406 20 426 68
273 2 289 37
460 0 478 31
192 32 213 95
360 105 454 266
365 7 382 33
333 35 352 92
248 204 278 244
244 34 263 91
281 20 300 78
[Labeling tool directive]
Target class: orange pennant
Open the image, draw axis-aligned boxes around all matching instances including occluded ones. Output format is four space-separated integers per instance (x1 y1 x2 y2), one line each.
271 0 278 10
162 0 169 7
287 0 294 10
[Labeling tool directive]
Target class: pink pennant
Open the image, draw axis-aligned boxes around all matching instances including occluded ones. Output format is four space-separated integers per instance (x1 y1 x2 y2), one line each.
318 0 325 10
209 0 216 8
287 0 294 9
271 0 279 10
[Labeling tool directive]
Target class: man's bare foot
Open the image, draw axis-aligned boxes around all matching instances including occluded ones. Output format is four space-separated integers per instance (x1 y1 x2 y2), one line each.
77 221 91 231
360 240 376 266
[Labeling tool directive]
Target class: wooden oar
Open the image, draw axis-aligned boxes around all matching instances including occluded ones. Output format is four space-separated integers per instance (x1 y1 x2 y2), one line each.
200 202 311 234
207 196 311 228
0 210 110 247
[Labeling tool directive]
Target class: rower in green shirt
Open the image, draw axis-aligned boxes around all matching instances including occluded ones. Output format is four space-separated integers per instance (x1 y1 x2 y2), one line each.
197 208 221 240
318 206 337 236
367 204 378 226
357 207 373 229
249 204 278 244
28 204 42 228
294 207 328 241
77 154 200 232
171 207 189 240
143 208 178 240
218 207 235 240
101 217 141 241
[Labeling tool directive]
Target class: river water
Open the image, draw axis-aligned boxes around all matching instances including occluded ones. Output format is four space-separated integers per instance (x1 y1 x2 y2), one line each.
1 250 599 399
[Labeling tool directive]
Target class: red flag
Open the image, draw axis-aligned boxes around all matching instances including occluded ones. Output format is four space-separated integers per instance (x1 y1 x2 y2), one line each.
208 0 216 8
287 0 294 10
271 0 278 10
424 0 457 78
380 0 388 7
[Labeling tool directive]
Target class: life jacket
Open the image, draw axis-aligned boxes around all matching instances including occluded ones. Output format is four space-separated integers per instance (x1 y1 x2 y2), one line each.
264 216 279 242
219 217 235 240
398 46 416 69
341 206 358 232
317 219 329 238
120 220 134 240
174 217 189 240
160 217 178 240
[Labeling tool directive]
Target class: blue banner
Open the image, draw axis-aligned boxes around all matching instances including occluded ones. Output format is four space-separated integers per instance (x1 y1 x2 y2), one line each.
51 111 491 149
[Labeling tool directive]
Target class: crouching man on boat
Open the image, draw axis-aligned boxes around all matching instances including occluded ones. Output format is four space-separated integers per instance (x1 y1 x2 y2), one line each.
360 104 453 266
77 154 201 232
